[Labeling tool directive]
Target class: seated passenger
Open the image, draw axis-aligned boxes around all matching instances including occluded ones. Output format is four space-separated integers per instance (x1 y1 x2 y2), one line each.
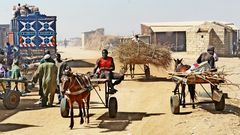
93 49 124 94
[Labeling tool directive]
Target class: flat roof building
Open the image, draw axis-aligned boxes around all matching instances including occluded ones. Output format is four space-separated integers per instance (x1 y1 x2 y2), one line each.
141 21 238 56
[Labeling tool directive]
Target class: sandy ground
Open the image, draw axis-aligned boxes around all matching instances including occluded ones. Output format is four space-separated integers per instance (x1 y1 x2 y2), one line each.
0 46 239 135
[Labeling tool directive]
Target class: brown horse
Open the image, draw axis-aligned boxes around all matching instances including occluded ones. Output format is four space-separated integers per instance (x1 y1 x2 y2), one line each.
174 58 196 108
61 72 92 129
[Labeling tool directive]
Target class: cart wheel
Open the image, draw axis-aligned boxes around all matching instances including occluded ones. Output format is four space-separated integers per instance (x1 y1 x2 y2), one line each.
214 95 225 111
170 95 180 114
109 97 118 118
3 90 20 109
144 65 150 79
60 97 69 117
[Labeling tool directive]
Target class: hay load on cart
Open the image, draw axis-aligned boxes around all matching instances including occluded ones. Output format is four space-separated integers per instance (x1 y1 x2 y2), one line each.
115 39 172 79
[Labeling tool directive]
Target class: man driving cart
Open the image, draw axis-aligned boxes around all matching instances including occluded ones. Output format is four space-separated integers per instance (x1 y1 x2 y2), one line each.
93 49 124 94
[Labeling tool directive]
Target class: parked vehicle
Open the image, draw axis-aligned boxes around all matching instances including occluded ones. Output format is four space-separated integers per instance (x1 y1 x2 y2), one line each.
9 11 57 63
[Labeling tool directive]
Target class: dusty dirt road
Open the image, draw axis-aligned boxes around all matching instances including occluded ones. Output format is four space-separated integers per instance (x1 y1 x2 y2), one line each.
0 46 239 135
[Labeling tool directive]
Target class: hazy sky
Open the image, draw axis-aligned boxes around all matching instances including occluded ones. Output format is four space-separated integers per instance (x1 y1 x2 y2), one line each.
0 0 239 40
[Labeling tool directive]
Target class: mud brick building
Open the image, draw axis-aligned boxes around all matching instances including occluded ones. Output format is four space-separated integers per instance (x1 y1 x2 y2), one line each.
141 21 238 56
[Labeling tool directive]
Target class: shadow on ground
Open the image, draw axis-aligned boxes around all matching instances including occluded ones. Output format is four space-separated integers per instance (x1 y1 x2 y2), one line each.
0 98 50 122
0 123 39 132
199 102 240 116
124 76 172 82
96 112 165 132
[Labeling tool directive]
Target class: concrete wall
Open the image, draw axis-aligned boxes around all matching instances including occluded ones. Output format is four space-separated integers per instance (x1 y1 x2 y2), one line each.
141 22 237 56
82 28 104 48
187 22 234 56
141 24 152 36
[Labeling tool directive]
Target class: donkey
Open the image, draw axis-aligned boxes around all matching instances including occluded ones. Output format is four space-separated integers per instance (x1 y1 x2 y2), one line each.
61 71 93 129
174 58 196 109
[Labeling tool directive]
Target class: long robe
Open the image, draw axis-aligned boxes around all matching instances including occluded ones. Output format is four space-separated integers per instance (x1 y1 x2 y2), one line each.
32 62 57 106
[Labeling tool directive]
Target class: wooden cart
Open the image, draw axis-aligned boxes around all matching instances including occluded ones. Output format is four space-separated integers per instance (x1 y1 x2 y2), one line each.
168 72 226 114
0 78 30 109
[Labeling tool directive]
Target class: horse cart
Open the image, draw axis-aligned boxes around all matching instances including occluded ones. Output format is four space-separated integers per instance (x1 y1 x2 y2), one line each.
60 78 118 118
168 72 226 114
0 78 30 109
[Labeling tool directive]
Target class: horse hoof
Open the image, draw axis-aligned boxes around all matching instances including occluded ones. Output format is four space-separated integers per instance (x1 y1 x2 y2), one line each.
192 105 195 109
69 126 73 129
80 120 84 125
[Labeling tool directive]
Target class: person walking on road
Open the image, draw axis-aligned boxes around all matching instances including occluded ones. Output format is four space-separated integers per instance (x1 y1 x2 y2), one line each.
32 54 58 107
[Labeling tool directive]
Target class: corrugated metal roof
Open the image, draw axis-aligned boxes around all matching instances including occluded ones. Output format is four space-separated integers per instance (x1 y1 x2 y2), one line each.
151 26 191 32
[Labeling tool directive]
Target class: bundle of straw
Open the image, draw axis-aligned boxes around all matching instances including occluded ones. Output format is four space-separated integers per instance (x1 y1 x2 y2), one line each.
115 40 172 69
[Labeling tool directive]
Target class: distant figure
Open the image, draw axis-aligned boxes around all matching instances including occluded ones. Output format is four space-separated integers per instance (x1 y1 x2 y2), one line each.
14 3 21 18
17 3 21 11
237 42 240 56
13 46 20 60
0 48 4 63
232 42 237 56
6 42 13 66
64 39 67 48
23 5 31 14
132 35 139 42
0 63 6 78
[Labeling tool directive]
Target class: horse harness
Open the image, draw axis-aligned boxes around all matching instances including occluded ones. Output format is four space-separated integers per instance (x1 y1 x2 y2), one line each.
63 73 93 96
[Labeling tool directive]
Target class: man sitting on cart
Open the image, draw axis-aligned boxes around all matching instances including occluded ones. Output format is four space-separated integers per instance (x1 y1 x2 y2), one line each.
93 49 124 94
196 46 218 70
196 46 219 92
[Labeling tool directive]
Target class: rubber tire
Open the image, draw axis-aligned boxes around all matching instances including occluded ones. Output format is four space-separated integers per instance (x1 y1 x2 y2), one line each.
170 95 180 114
214 95 225 111
60 97 69 117
3 90 20 109
108 97 118 118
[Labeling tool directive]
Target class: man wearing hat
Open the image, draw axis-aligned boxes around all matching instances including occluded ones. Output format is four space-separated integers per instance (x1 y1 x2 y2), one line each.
196 46 218 69
32 55 58 107
40 50 55 64
196 46 219 93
